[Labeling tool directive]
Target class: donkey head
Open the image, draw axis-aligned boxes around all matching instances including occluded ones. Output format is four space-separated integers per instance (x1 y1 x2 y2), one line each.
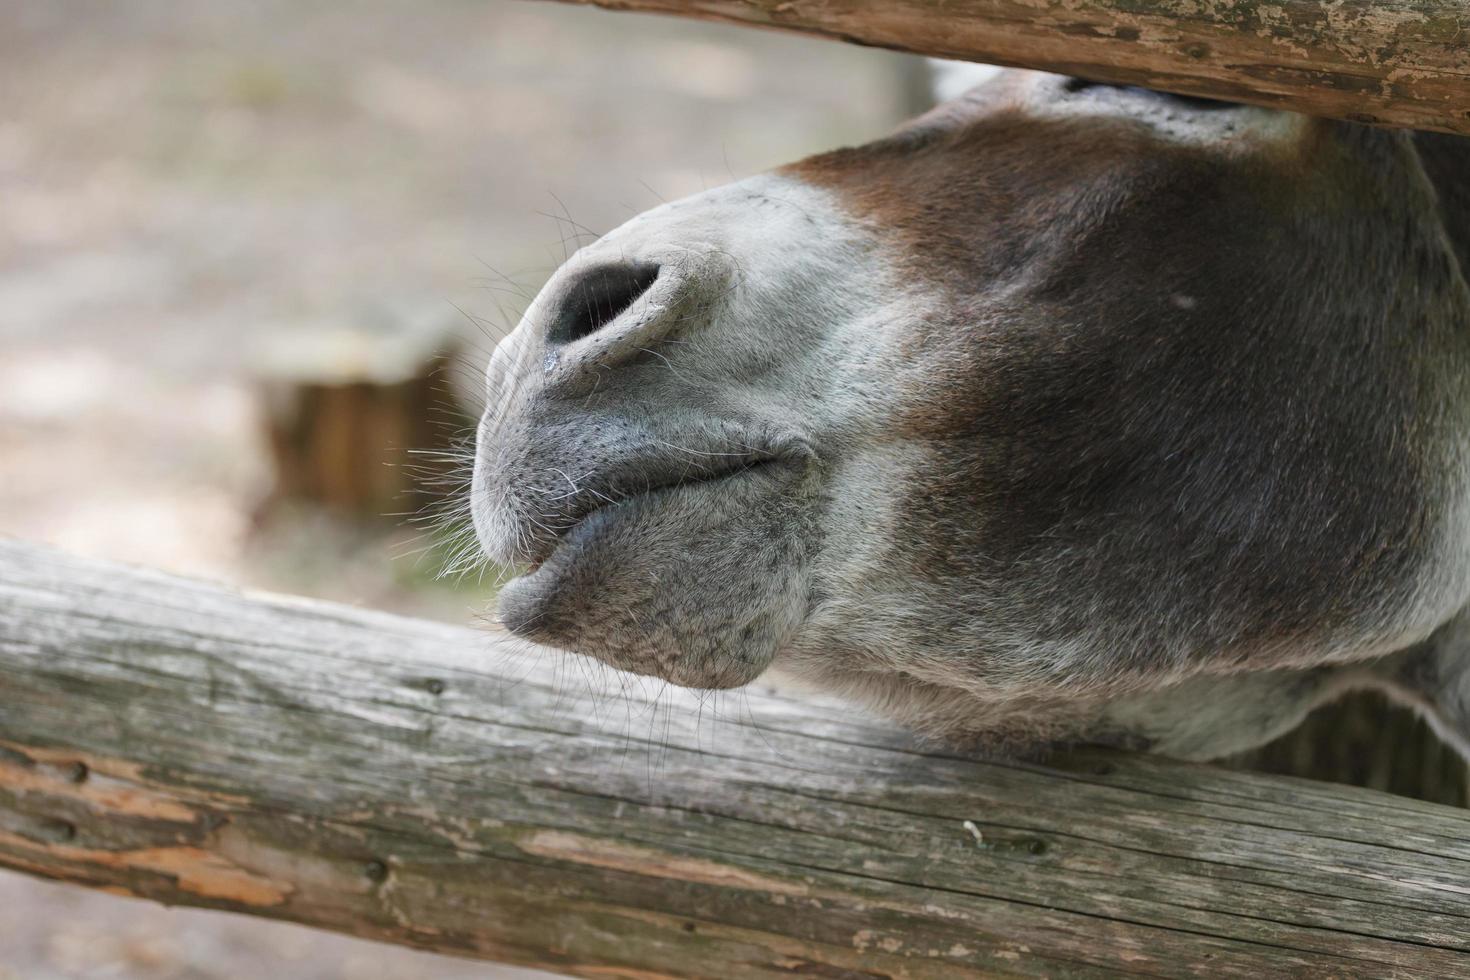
471 70 1470 758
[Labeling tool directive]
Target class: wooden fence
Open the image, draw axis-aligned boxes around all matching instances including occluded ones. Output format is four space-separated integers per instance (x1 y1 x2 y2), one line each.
548 0 1470 135
4 541 1470 976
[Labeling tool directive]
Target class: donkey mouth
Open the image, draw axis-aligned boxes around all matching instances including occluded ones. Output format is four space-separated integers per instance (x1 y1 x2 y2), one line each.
512 453 783 577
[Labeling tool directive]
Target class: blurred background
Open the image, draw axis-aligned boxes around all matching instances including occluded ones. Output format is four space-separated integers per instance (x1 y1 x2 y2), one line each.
0 0 920 975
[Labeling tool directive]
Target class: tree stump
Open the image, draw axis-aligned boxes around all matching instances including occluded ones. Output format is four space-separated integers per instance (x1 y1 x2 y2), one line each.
254 311 471 523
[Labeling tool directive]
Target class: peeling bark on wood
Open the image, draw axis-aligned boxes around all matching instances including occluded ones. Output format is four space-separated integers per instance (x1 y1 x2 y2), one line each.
538 0 1470 136
4 540 1470 977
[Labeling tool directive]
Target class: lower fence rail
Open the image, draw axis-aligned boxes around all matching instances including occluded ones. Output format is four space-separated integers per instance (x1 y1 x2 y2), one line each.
2 541 1470 978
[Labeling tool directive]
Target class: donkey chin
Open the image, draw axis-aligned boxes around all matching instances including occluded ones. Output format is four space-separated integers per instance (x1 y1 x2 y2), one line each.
471 68 1470 762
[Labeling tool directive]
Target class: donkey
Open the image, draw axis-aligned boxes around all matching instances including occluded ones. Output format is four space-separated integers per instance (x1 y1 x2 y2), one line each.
470 68 1470 760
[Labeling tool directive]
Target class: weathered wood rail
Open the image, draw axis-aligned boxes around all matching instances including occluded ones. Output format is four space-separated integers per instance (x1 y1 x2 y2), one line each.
4 540 1470 977
543 0 1470 136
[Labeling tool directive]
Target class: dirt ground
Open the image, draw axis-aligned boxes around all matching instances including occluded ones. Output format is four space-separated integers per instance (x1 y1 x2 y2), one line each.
0 1 918 976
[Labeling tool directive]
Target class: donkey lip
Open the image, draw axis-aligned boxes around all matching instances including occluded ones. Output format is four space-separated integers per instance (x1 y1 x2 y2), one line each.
516 454 781 574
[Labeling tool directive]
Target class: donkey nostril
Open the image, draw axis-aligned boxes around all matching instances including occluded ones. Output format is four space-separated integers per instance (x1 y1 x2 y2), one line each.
547 261 661 346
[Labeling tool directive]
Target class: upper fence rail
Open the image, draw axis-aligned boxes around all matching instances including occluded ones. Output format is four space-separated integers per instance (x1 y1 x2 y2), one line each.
543 0 1470 135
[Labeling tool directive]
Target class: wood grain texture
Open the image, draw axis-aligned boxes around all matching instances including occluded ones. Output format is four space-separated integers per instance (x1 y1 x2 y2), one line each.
4 539 1470 977
541 0 1470 135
